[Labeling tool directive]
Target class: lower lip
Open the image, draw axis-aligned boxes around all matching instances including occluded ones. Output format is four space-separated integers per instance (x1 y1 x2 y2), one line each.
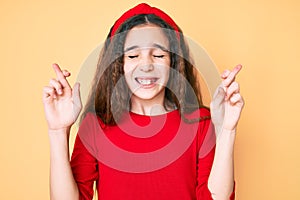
138 82 157 89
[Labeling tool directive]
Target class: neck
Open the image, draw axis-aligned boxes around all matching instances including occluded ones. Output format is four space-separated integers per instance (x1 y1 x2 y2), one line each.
130 93 168 116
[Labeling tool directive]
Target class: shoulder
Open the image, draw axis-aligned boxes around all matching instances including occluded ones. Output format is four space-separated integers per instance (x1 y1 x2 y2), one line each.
198 107 211 118
183 107 211 121
80 112 107 129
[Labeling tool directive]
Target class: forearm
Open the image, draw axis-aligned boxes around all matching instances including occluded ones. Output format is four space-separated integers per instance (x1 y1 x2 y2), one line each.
208 129 235 200
49 129 79 200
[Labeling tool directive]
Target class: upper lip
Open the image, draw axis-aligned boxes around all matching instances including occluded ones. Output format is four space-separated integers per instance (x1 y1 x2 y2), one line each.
135 77 158 79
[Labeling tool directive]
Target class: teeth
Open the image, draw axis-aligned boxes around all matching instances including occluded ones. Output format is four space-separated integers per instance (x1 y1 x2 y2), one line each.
139 79 152 85
136 78 157 85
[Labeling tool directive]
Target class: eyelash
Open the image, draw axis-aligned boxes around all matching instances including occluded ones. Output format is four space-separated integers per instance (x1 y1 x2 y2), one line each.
128 55 138 59
127 55 165 59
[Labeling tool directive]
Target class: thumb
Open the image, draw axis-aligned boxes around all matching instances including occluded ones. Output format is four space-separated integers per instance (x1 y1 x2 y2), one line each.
72 82 82 110
212 86 226 106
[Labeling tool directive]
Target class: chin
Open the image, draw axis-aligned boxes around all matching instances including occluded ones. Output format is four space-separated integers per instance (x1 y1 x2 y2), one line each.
131 89 165 101
132 93 159 101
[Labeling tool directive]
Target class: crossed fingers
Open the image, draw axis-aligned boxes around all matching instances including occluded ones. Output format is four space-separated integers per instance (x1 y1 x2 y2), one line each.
43 64 71 100
221 64 243 105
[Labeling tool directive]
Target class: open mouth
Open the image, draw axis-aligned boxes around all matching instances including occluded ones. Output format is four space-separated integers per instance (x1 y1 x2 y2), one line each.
135 77 159 87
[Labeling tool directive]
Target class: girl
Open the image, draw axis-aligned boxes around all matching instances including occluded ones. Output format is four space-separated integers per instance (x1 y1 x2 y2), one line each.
43 3 244 200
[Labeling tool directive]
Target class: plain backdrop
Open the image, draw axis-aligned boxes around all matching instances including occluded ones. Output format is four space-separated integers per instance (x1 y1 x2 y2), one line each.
1 0 300 199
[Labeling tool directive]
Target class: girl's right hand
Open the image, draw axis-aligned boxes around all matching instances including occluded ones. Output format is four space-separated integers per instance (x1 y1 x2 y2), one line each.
42 63 82 132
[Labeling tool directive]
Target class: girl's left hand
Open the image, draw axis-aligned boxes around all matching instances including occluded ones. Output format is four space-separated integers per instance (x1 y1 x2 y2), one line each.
210 65 245 133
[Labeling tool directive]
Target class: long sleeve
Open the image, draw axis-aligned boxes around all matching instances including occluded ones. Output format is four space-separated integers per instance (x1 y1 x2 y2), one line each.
70 114 99 200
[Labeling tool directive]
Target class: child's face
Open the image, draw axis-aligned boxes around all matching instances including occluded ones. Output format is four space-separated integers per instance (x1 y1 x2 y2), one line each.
123 24 171 102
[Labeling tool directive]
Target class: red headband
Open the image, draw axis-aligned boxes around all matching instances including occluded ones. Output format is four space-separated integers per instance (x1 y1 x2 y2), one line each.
111 3 180 39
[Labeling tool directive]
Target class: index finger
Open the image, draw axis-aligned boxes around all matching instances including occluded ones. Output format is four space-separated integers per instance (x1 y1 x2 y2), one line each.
52 63 71 88
222 64 242 87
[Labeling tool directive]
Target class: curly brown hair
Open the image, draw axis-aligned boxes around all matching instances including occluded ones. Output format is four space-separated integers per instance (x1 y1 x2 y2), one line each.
80 14 209 125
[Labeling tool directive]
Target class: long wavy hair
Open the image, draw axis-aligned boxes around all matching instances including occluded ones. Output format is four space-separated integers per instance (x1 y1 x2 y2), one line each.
80 14 209 125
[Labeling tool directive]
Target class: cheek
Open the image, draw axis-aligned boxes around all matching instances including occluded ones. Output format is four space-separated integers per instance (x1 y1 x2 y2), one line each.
161 67 170 86
123 61 139 78
123 67 136 91
123 63 135 85
165 69 170 83
158 58 170 79
123 61 131 74
124 70 132 85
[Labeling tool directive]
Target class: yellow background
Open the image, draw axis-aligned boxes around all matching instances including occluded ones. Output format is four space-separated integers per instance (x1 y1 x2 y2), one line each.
1 0 300 199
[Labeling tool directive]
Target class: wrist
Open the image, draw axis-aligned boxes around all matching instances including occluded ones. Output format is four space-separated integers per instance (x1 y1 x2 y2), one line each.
48 128 71 144
48 128 71 151
215 128 236 144
221 128 236 134
48 127 70 134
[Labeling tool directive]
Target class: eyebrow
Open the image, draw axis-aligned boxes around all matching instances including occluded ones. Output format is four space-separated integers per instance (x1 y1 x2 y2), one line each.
124 45 139 52
124 43 169 52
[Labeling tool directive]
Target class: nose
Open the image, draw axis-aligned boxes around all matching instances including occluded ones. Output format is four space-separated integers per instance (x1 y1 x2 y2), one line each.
139 54 154 72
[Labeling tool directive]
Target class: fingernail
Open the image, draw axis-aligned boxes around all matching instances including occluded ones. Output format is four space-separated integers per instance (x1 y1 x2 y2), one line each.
58 89 62 94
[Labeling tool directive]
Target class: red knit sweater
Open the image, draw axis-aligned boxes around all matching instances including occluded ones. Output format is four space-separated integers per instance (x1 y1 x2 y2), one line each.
70 108 235 200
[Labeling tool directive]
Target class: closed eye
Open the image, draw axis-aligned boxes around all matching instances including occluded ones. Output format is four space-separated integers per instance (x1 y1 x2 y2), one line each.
128 55 138 59
154 55 165 58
